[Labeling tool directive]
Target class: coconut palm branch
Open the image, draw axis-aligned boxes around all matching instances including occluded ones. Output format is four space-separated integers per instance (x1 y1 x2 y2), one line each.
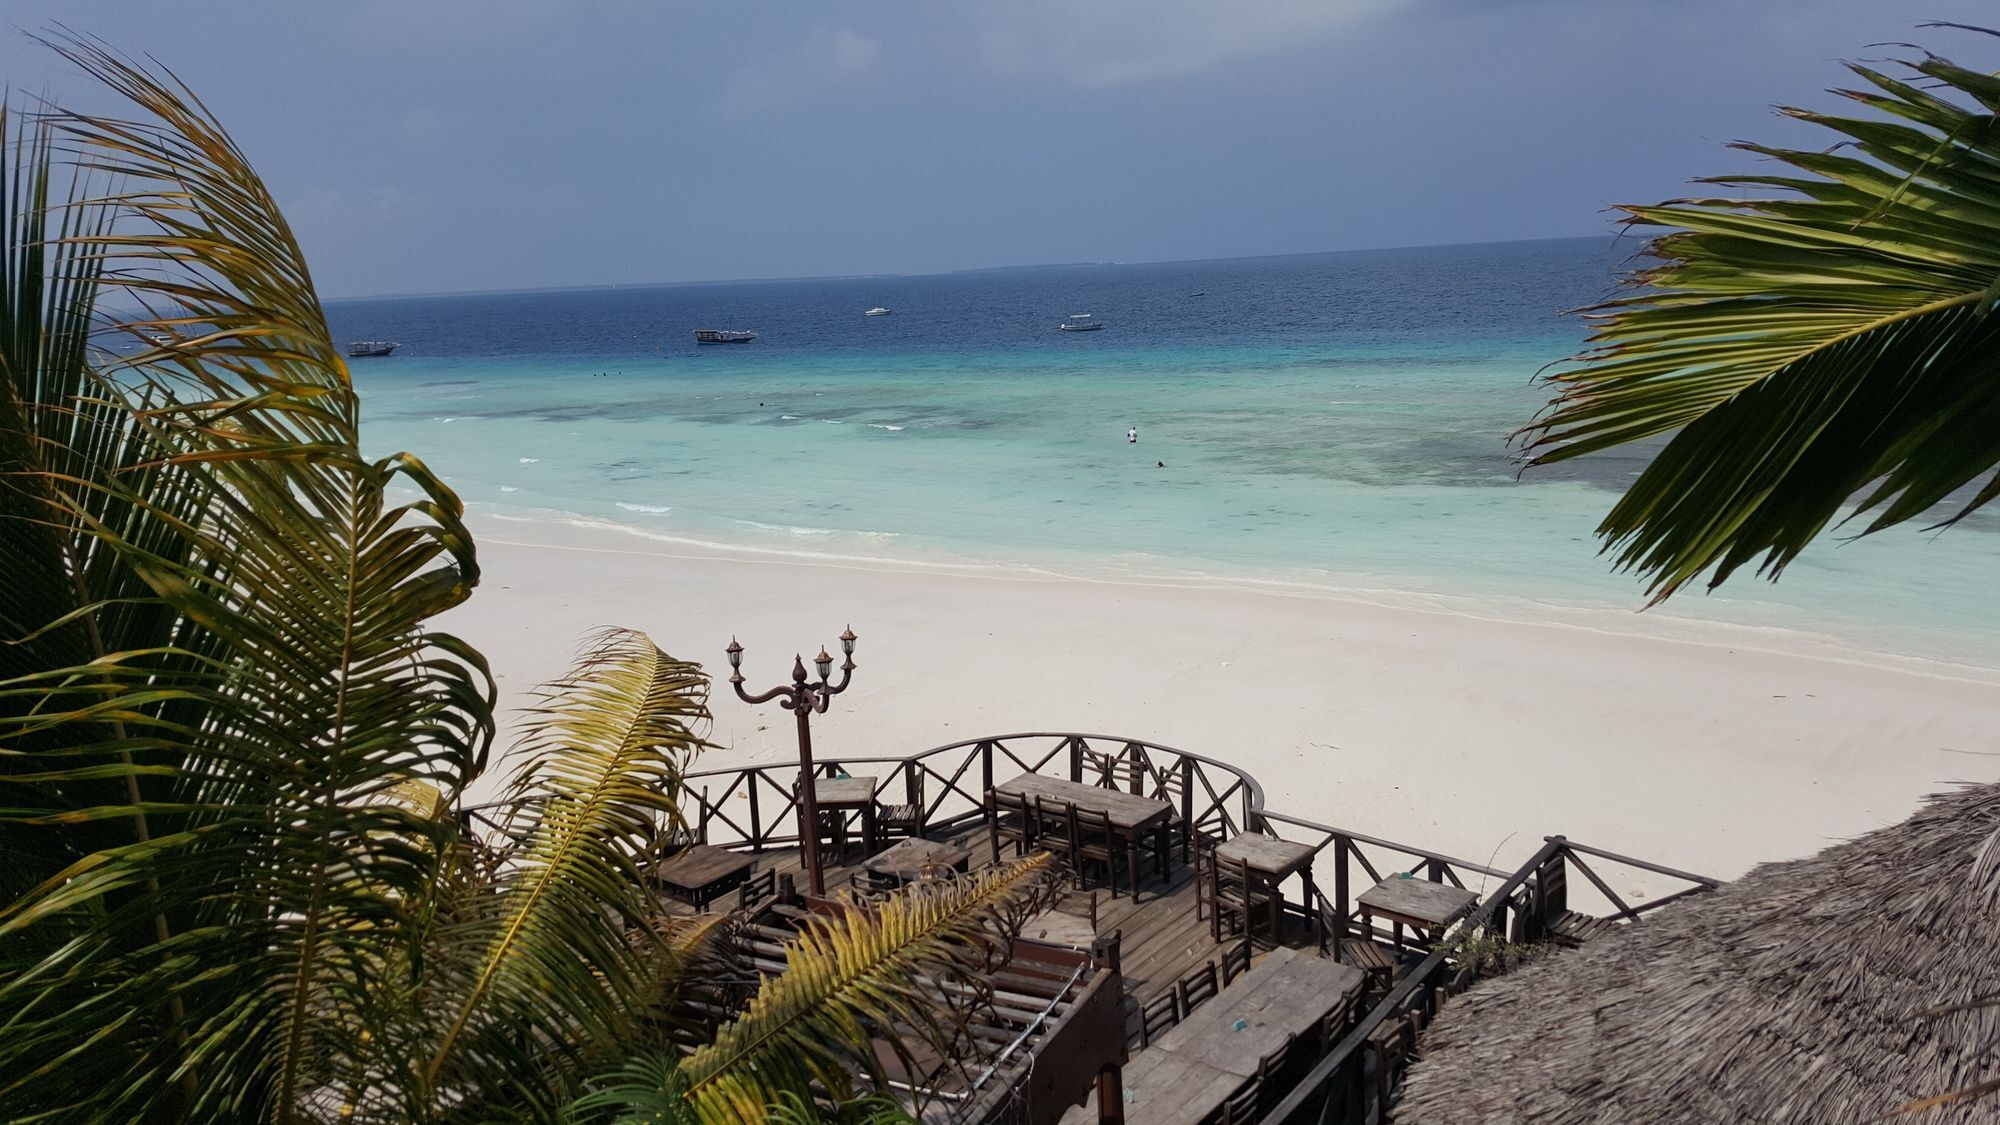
675 853 1063 1124
1519 35 2000 601
0 36 492 1122
403 628 710 1121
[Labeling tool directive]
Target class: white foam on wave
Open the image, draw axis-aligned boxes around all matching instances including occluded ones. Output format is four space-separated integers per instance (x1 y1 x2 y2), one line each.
499 486 519 493
822 419 843 424
868 423 905 431
780 414 800 420
734 519 838 537
519 457 541 464
616 502 673 514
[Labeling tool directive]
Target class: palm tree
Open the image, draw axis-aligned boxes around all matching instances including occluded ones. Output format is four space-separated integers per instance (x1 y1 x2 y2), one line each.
1519 27 2000 602
0 37 1058 1123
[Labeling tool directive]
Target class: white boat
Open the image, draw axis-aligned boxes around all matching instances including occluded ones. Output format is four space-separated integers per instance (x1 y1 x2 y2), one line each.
1059 313 1105 332
865 307 892 316
693 329 757 344
346 341 399 357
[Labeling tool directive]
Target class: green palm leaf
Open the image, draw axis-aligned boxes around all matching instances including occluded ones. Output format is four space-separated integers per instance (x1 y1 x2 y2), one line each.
1520 36 2000 600
411 628 710 1120
0 36 492 1121
679 853 1061 1124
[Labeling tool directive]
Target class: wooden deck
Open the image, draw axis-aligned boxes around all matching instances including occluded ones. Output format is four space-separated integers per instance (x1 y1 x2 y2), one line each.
671 819 1414 1045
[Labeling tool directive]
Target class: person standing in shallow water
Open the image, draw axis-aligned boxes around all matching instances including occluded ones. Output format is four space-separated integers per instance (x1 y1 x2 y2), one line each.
1128 426 1138 444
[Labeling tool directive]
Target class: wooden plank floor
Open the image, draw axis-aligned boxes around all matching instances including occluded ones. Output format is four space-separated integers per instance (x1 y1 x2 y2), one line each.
685 819 1381 1043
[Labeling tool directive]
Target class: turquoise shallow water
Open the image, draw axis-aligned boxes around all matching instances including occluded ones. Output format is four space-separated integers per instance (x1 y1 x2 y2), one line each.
336 238 2000 669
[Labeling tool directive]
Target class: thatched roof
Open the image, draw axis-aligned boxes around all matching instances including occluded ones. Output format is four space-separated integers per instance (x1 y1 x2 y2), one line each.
1397 784 2000 1124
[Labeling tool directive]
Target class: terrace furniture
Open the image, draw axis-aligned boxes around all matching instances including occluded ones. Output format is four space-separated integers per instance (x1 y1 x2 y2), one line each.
1220 937 1252 986
1216 831 1320 946
1535 854 1616 947
1139 989 1182 1048
874 771 927 841
986 787 1038 860
991 773 1173 890
736 868 777 912
1150 946 1364 1080
847 869 898 898
1073 805 1126 898
1176 961 1219 1014
1357 873 1479 951
864 836 971 885
1071 1047 1243 1125
1198 845 1276 944
1021 906 1098 950
803 774 880 856
1078 746 1146 792
654 844 757 911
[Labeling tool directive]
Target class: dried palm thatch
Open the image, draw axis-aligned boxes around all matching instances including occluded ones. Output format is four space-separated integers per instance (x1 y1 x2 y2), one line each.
1397 783 2000 1124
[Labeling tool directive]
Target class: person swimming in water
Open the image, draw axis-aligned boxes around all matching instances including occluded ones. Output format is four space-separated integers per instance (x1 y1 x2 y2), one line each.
1127 426 1138 444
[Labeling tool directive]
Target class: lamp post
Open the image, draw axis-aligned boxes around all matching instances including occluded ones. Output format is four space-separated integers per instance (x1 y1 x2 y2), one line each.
725 627 857 897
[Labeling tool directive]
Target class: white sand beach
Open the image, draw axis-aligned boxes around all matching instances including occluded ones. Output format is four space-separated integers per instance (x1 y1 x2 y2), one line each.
448 516 2000 889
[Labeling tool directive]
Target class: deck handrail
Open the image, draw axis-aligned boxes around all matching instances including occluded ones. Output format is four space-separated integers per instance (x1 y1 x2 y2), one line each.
1266 834 1721 1124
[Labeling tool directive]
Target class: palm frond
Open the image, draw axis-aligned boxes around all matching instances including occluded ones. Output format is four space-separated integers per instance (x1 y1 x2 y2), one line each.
0 35 492 1121
413 628 710 1119
1519 39 2000 600
680 853 1061 1124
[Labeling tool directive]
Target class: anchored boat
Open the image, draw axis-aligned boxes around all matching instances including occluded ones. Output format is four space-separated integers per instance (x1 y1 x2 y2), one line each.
346 341 399 357
1059 313 1104 332
693 329 758 344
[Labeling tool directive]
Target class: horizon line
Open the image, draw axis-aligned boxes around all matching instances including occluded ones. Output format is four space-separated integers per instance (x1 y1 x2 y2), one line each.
321 231 1620 304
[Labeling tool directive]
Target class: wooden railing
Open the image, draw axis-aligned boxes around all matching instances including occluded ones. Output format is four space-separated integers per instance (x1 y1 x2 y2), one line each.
676 732 1262 855
1265 836 1722 1125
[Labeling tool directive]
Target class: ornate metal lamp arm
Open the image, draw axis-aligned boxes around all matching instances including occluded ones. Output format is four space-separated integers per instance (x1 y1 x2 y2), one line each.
721 631 859 896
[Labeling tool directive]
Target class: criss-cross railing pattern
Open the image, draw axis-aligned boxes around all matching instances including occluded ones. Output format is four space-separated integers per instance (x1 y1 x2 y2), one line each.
676 732 1263 854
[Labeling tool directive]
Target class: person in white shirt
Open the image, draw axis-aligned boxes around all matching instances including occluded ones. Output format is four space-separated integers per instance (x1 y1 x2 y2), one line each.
1127 426 1138 444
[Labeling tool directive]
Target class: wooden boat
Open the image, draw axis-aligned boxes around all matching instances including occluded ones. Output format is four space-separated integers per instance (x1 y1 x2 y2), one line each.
694 329 758 344
1059 313 1105 332
346 341 399 357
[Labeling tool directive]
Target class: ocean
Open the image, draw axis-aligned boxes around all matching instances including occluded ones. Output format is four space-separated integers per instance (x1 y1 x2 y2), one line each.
329 237 2000 670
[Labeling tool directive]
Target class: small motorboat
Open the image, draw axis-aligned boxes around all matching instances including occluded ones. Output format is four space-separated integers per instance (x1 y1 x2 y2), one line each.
1059 313 1105 332
865 307 893 316
693 329 758 344
347 341 399 357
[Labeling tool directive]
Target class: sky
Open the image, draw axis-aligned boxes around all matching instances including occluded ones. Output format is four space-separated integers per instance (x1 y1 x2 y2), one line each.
2 0 1993 298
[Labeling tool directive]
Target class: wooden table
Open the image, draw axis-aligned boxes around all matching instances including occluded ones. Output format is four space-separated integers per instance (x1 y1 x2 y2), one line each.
1358 874 1478 949
804 775 880 855
1152 945 1364 1078
1057 1044 1245 1125
654 844 757 910
992 773 1173 889
1215 832 1319 945
864 837 971 883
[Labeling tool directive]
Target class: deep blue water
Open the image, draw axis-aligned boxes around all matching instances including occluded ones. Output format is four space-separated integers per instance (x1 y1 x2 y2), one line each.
327 237 2000 668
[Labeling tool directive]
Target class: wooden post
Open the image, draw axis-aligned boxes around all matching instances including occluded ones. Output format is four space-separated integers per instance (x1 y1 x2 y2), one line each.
1095 1063 1123 1125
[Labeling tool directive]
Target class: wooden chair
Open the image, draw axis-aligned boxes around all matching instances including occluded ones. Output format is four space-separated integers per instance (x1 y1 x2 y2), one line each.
1220 1072 1262 1125
1202 846 1273 944
1176 961 1219 1014
876 771 926 841
1138 989 1181 1048
1079 746 1146 793
736 868 776 912
1537 855 1616 947
1072 805 1124 899
1220 937 1253 986
848 869 898 898
986 788 1036 860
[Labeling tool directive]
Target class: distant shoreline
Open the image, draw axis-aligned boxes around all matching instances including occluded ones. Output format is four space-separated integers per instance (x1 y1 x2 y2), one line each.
322 233 1616 305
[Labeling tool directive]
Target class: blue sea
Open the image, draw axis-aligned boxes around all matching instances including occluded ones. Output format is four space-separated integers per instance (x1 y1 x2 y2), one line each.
330 237 2000 670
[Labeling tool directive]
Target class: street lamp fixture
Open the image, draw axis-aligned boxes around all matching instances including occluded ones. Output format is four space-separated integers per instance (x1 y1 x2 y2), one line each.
725 627 859 896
